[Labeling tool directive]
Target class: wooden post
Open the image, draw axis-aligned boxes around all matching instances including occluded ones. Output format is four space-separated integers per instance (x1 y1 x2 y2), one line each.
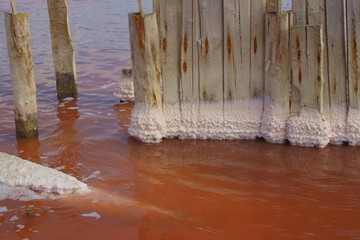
128 12 165 143
198 0 224 139
4 2 38 137
287 25 331 148
307 0 330 122
261 12 291 143
47 0 78 100
291 0 306 115
266 0 282 13
158 0 182 138
178 0 199 139
346 0 360 145
250 0 266 137
326 0 347 144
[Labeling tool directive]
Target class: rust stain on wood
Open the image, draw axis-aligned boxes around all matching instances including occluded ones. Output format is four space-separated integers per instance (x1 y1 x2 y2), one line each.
162 38 167 52
203 90 208 100
227 32 232 57
152 91 158 107
183 61 187 72
333 76 337 92
134 15 145 57
353 28 359 93
184 34 188 53
254 36 258 54
296 35 302 84
205 37 209 55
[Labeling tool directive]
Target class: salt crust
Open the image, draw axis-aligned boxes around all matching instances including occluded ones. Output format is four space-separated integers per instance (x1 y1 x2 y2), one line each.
346 107 360 145
128 102 166 143
0 152 90 200
260 97 289 143
330 103 347 145
113 74 134 102
286 108 331 148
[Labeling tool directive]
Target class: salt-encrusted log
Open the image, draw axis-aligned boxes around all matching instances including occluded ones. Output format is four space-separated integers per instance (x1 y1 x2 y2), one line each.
113 69 134 102
4 11 38 138
307 0 330 121
266 0 282 13
261 12 290 143
346 0 360 145
250 0 266 137
287 25 331 148
158 0 182 138
326 0 347 144
128 13 165 143
178 0 198 139
47 0 78 100
290 0 306 115
198 0 224 139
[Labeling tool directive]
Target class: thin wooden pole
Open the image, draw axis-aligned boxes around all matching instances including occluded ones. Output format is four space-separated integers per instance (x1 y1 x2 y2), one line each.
4 12 38 137
138 0 144 18
47 0 78 100
10 0 17 15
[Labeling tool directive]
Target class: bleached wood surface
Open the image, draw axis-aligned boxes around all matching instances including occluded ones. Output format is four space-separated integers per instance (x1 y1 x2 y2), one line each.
326 0 347 144
5 12 38 137
47 0 77 100
128 13 165 143
261 12 290 143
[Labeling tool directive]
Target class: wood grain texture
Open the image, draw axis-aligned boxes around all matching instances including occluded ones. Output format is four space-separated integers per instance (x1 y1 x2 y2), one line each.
47 0 77 100
266 0 282 13
5 12 38 137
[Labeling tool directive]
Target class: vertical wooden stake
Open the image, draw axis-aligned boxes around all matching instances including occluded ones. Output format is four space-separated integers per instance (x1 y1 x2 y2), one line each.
10 0 17 15
47 0 78 100
128 12 165 143
5 10 38 137
138 0 144 18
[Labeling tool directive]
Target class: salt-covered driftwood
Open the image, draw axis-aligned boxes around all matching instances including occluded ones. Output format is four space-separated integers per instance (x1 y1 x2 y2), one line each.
47 0 78 100
128 12 165 143
4 4 38 138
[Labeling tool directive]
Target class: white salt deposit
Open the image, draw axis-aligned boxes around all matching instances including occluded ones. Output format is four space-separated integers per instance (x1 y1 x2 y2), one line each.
0 152 90 201
330 103 348 145
114 70 134 102
9 216 19 222
128 102 166 143
260 97 289 144
0 207 8 213
346 107 360 145
81 212 101 220
286 108 331 148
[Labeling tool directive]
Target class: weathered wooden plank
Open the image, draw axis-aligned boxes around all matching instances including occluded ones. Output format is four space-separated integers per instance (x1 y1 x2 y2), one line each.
179 0 197 139
326 0 347 144
47 0 77 100
261 12 291 143
159 0 182 137
346 0 360 145
292 0 306 24
287 25 331 148
250 0 266 98
198 0 224 139
238 0 251 101
266 0 282 13
307 0 330 119
128 13 165 143
5 12 38 137
250 0 266 136
290 0 306 115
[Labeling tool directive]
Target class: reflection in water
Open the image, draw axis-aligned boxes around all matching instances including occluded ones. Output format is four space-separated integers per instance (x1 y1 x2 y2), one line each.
1 0 360 239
